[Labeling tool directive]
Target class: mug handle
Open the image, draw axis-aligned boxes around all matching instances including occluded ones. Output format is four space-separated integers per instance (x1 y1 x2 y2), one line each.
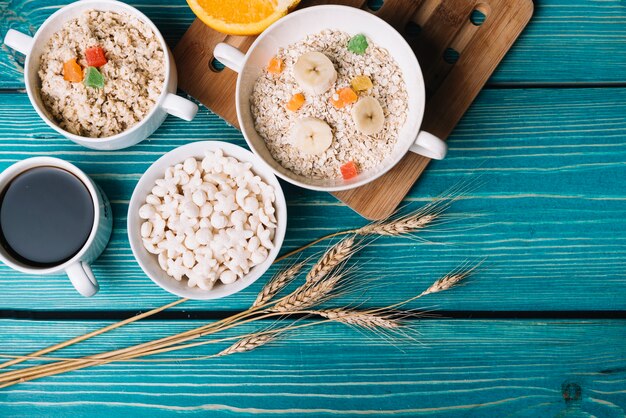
66 261 99 297
408 131 448 160
161 93 198 121
4 29 34 56
214 43 245 73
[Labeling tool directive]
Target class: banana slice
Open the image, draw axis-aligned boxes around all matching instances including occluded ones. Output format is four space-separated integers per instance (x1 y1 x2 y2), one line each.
293 51 337 95
351 96 385 135
291 117 333 155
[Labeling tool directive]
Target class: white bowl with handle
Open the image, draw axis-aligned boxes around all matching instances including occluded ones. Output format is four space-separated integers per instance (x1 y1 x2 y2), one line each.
214 5 447 192
3 0 198 150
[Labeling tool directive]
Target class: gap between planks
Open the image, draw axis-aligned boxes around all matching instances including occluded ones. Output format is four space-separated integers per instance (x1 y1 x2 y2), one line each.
1 310 626 322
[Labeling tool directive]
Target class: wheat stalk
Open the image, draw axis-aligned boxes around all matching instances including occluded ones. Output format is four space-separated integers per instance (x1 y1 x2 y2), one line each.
305 236 357 283
5 189 464 368
421 273 467 295
0 182 479 386
272 273 344 312
418 260 482 297
0 245 359 385
0 263 481 388
358 213 437 236
0 298 187 371
216 333 277 357
313 309 402 329
252 261 305 308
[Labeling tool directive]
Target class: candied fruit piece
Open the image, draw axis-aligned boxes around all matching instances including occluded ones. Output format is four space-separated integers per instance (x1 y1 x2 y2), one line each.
267 56 284 74
347 34 368 55
63 58 83 82
351 75 373 91
286 93 305 112
340 161 359 180
330 87 357 109
338 87 357 104
330 93 344 109
85 46 107 67
84 66 104 89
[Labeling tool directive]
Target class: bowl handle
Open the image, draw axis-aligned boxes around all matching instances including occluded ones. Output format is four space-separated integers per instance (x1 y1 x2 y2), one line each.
214 43 245 73
4 29 34 56
162 93 198 122
408 131 448 160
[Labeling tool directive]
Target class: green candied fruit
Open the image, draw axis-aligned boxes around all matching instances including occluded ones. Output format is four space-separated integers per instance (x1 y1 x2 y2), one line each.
347 34 368 55
83 66 104 89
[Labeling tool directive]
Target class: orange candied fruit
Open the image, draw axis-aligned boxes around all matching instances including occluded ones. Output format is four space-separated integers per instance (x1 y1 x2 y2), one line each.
63 58 83 82
267 56 284 74
286 93 305 112
85 46 107 67
330 87 358 109
340 161 359 180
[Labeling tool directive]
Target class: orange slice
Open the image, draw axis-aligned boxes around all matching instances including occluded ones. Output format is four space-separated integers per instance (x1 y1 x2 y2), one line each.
187 0 301 35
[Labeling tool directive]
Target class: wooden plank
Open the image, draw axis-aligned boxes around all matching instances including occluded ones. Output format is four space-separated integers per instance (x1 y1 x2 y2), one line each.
3 0 626 90
0 319 624 416
0 87 624 311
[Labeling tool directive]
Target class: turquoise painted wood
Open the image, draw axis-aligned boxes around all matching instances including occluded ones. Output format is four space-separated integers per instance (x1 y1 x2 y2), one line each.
1 0 626 416
2 0 626 89
0 87 625 312
0 319 625 417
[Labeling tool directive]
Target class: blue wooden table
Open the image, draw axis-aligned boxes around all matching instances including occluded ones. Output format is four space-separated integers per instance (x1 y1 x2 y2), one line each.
1 1 626 416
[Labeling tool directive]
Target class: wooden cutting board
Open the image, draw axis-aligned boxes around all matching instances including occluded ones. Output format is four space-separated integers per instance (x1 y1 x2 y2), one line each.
173 0 533 219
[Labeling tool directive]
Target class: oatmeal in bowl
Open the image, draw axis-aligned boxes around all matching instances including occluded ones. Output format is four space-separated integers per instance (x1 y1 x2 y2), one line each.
251 29 408 181
214 5 447 192
3 0 198 150
38 10 165 138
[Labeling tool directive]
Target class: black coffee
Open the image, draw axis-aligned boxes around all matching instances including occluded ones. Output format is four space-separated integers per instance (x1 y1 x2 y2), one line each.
0 166 94 267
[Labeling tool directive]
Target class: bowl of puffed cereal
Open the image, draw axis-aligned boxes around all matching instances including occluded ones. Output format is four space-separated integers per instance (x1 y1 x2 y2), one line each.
127 141 287 300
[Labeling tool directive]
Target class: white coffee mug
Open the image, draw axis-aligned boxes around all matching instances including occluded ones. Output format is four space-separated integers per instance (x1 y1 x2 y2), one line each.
0 157 113 297
3 0 198 150
214 5 448 192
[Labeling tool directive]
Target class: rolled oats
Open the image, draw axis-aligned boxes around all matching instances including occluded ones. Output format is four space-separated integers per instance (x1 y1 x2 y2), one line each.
38 10 165 138
251 30 408 179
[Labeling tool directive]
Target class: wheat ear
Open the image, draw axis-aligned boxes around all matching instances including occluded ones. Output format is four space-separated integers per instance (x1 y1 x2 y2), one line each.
216 333 277 357
313 309 402 329
5 187 463 367
306 236 357 283
272 273 344 312
252 261 305 308
419 260 483 297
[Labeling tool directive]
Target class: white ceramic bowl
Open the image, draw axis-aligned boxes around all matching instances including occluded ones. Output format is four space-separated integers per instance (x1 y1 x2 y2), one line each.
3 0 198 150
214 5 447 192
127 141 287 300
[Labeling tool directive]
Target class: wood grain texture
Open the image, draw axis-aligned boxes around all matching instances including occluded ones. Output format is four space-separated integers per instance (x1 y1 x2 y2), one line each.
0 319 625 417
0 87 624 312
173 0 533 219
3 0 626 90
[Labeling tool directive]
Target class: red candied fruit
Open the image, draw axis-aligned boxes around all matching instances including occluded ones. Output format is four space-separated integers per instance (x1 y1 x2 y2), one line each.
340 161 359 180
85 46 107 67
